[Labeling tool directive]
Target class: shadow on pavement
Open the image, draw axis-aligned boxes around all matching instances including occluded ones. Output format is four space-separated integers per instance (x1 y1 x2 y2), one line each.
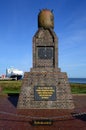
72 113 86 121
75 114 86 121
8 94 19 107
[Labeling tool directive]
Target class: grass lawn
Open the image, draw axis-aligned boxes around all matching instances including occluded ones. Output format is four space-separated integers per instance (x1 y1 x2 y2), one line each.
0 80 86 94
0 80 22 94
70 83 86 94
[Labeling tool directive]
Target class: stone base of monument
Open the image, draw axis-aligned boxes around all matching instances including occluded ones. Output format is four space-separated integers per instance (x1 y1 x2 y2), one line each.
17 68 74 109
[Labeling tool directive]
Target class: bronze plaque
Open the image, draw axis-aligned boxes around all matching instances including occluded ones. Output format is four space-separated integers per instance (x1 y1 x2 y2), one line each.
32 119 53 126
38 47 53 59
34 86 56 101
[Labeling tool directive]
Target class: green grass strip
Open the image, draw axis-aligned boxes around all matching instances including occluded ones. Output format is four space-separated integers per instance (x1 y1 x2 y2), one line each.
0 81 86 94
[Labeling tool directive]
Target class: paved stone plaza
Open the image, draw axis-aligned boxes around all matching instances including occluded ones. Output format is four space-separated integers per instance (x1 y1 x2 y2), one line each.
0 94 86 130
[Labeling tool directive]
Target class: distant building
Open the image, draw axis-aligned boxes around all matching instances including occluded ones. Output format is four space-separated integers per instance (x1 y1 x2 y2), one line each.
6 67 24 80
1 75 6 79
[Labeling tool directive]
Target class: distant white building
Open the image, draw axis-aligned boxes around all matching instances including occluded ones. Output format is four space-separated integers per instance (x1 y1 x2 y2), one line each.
6 67 24 80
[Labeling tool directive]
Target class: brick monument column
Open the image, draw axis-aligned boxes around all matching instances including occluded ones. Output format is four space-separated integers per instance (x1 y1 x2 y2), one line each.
17 9 74 109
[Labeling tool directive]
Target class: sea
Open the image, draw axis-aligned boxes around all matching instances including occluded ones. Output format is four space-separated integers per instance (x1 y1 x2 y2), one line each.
68 78 86 84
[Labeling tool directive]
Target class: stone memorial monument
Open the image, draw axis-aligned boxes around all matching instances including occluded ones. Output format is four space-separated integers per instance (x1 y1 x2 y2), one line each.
17 9 74 109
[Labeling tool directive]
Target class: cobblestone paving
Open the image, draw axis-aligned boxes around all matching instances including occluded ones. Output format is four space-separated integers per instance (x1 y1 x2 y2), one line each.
0 94 86 130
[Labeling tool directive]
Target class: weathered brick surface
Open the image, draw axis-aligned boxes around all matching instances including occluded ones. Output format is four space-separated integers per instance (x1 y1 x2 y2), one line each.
17 27 74 109
33 28 58 68
17 68 74 109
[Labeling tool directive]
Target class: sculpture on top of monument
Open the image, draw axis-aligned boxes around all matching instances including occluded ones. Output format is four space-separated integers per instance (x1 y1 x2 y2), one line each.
38 9 54 29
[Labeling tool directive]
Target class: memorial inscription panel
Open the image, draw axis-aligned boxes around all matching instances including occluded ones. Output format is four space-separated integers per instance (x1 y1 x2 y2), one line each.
38 47 53 59
34 86 56 101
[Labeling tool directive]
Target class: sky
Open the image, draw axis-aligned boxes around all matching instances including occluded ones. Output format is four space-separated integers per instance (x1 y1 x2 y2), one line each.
0 0 86 78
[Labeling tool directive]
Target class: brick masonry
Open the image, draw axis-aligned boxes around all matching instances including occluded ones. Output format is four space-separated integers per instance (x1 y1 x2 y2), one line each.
17 27 74 109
